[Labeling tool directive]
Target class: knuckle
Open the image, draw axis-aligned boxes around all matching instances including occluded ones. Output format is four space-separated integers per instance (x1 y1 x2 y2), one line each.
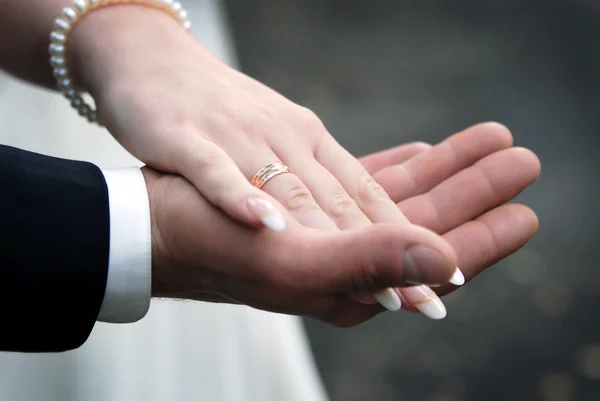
326 192 358 218
210 94 283 144
195 145 229 170
208 93 237 118
240 109 277 138
296 106 325 129
350 259 380 293
356 174 391 205
282 181 318 212
354 227 404 289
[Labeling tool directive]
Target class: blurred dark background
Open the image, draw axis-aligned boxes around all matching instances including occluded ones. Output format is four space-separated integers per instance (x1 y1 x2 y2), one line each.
224 1 600 400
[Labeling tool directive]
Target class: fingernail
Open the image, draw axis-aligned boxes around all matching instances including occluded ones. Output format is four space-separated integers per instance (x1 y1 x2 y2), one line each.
373 288 402 311
403 245 453 285
247 198 287 232
449 267 465 286
403 286 447 320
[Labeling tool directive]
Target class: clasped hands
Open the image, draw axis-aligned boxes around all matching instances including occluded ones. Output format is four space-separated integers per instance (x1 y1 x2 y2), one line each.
145 122 540 326
70 6 540 326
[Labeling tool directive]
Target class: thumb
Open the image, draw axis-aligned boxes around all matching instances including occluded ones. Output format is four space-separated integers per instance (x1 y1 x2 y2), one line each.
309 223 457 293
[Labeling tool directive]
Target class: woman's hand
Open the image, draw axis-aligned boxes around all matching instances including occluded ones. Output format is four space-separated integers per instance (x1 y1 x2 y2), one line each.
70 6 418 236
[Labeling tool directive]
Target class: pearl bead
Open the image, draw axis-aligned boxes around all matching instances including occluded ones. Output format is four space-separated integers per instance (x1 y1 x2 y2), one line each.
171 2 181 12
78 105 90 116
49 43 65 56
71 97 83 108
62 7 77 21
73 0 88 12
63 88 77 99
53 67 68 79
50 31 66 44
54 18 71 32
183 20 191 30
178 9 187 20
58 79 72 89
87 110 97 123
50 56 65 67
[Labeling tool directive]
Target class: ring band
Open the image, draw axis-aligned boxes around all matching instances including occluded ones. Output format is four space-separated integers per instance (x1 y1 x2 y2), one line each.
250 163 292 189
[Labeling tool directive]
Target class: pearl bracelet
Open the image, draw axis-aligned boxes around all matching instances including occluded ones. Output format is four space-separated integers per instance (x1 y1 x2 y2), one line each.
49 0 191 125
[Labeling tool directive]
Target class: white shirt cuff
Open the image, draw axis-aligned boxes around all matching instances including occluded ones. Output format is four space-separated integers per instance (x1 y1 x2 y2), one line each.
98 167 152 323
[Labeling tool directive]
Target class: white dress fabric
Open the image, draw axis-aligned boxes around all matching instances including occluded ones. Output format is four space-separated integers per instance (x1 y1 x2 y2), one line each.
0 1 329 400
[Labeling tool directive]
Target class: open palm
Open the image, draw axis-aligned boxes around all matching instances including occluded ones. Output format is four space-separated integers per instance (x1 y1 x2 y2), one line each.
360 122 540 312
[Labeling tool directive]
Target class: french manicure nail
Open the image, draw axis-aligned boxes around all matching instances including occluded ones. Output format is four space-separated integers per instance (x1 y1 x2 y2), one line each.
403 245 454 285
402 286 447 320
374 288 402 311
449 267 465 286
247 198 287 232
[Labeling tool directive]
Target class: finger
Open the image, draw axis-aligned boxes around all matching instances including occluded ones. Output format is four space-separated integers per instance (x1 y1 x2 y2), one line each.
264 148 399 306
398 204 539 317
395 146 539 308
259 167 339 231
174 137 290 232
399 147 541 234
213 139 340 231
315 135 410 225
359 142 432 174
271 134 375 230
223 222 455 318
314 136 451 312
373 122 514 203
279 152 373 229
400 286 449 319
437 203 539 296
277 135 428 311
355 281 450 320
361 145 539 317
315 135 468 311
358 145 539 318
274 137 415 315
281 223 458 294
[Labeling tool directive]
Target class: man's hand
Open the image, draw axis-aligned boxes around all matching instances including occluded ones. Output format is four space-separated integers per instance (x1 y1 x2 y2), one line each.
143 165 457 327
360 122 540 312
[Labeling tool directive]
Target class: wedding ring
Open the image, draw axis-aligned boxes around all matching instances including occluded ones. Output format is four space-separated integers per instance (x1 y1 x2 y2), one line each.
250 163 292 189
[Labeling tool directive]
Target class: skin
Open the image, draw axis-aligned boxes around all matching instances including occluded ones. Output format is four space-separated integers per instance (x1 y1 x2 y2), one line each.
147 122 540 325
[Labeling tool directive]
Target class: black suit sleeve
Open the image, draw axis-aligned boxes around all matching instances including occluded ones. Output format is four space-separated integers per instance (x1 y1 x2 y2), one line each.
0 145 110 352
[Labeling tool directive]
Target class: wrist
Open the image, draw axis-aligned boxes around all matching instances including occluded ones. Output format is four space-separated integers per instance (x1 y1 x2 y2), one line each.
67 4 195 98
141 167 172 299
